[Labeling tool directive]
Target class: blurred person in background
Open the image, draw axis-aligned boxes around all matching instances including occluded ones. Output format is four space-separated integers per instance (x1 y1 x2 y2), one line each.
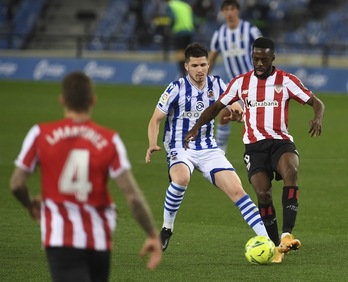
10 71 162 281
209 0 262 153
184 37 325 263
165 0 195 77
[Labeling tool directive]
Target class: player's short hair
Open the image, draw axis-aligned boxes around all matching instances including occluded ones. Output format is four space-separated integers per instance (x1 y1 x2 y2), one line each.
221 0 240 10
62 71 93 112
253 37 275 51
184 43 208 62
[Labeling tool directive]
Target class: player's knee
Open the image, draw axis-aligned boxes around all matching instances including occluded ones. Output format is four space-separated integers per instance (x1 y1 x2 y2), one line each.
255 189 272 203
282 165 298 183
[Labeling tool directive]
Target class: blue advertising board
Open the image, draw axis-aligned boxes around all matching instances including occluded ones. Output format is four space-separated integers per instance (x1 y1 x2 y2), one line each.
0 56 347 93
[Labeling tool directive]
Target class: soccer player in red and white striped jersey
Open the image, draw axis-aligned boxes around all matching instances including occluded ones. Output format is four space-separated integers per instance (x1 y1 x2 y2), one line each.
185 37 325 263
10 72 161 281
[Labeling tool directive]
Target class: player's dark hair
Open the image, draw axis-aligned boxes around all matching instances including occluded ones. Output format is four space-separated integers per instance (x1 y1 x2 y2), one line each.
184 43 208 62
253 37 275 51
221 0 240 10
62 71 93 112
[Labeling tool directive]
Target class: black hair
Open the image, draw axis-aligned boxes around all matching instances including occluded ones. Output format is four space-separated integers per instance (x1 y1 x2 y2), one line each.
62 71 93 112
253 37 275 51
221 0 240 10
184 43 208 62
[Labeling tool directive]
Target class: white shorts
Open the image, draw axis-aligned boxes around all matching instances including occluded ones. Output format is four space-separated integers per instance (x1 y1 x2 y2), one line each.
167 148 235 185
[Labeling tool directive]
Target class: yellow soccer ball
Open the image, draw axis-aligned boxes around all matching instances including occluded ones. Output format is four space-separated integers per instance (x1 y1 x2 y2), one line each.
245 236 275 265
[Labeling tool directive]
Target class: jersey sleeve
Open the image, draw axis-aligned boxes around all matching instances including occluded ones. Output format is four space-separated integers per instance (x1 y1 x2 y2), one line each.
219 77 241 105
285 73 313 104
14 125 40 173
109 134 131 179
250 25 262 41
210 29 220 52
156 81 179 114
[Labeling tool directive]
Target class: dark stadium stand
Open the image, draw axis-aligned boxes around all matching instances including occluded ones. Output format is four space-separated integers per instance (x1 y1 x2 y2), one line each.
0 0 46 49
0 0 347 56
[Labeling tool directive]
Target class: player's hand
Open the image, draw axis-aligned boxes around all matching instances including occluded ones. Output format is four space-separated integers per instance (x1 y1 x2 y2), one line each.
28 196 41 224
184 129 198 150
145 146 162 163
308 118 322 137
224 109 244 123
140 234 162 270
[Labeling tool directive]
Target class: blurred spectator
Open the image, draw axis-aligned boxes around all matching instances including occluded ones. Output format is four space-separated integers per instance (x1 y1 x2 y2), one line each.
165 0 195 77
127 0 151 44
192 0 216 24
5 0 21 48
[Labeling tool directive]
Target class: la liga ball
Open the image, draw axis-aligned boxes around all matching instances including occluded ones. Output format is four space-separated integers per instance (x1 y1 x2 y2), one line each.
245 235 275 265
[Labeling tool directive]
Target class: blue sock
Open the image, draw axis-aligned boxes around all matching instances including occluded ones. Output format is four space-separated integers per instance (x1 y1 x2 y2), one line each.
163 182 187 230
236 195 269 237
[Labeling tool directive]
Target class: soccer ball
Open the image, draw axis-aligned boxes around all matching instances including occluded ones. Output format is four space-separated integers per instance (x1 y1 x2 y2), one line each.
245 236 275 265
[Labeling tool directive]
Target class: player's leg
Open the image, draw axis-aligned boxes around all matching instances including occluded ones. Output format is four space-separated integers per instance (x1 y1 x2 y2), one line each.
200 149 268 237
161 150 193 251
275 149 301 253
244 142 281 246
214 169 269 238
46 247 90 282
215 108 231 152
249 171 280 245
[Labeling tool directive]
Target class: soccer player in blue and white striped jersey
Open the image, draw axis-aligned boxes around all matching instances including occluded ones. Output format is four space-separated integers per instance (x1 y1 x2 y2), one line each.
209 0 262 152
145 42 269 253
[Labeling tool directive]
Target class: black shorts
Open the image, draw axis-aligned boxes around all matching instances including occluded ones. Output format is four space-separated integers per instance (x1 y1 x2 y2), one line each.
46 247 110 282
173 34 193 50
243 139 299 182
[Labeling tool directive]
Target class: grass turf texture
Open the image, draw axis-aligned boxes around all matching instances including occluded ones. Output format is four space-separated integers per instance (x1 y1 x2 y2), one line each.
0 81 347 281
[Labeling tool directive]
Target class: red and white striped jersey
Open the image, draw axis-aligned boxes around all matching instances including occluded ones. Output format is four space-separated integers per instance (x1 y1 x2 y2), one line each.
220 68 313 144
15 118 131 250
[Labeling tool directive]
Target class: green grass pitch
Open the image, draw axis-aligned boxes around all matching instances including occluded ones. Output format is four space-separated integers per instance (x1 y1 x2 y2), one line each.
0 80 347 281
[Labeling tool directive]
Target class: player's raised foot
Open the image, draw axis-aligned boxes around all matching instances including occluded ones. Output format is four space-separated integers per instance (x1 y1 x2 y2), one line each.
278 233 301 253
272 247 284 263
160 227 173 251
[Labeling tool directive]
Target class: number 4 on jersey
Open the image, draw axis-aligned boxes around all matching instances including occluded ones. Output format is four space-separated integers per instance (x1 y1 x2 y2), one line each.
59 149 92 202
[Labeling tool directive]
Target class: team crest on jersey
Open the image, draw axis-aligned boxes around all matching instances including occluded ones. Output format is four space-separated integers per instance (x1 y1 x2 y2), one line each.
274 84 283 93
160 92 169 104
207 90 214 98
242 90 248 95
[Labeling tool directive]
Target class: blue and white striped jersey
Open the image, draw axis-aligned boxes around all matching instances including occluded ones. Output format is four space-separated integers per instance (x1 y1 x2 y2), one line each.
157 75 226 151
210 20 262 79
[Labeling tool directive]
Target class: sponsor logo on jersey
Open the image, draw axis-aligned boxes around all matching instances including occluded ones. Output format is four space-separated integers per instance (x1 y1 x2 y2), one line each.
245 99 279 108
195 101 205 111
182 111 202 119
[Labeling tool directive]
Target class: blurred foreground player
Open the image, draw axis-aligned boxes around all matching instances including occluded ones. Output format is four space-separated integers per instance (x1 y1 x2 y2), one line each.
10 71 162 281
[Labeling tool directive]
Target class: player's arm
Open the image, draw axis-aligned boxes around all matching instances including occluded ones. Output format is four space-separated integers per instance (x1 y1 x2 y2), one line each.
9 167 41 223
306 94 325 137
114 170 161 270
184 100 226 148
208 51 219 74
145 107 166 163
